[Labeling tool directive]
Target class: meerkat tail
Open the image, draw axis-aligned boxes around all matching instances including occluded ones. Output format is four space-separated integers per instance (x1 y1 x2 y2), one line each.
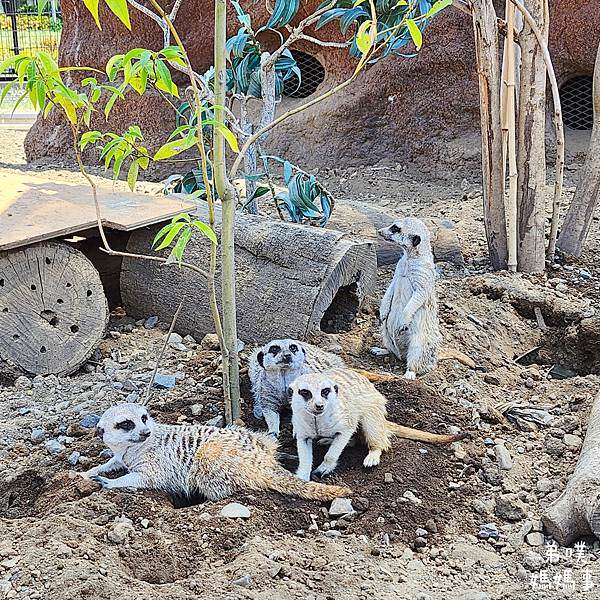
268 466 351 500
353 369 400 383
439 348 477 369
385 421 467 445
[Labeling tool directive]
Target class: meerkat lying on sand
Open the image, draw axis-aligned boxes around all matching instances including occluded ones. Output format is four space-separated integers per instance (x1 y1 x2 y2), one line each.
84 403 350 501
289 369 465 480
249 339 399 437
378 217 475 378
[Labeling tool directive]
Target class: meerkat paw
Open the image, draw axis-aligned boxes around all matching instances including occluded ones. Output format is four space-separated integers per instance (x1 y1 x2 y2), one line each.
370 346 390 357
403 370 417 380
88 475 112 488
313 461 336 478
363 450 382 468
253 405 263 419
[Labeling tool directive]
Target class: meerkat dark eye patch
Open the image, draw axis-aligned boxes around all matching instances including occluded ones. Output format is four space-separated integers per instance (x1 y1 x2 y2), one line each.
268 344 281 355
115 419 135 431
289 344 298 353
390 224 401 234
141 414 148 424
321 387 331 398
411 234 421 247
299 389 312 401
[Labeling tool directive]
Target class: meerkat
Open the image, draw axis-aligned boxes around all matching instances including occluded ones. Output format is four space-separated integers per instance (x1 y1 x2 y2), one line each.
84 403 350 501
249 339 399 437
378 217 443 380
249 339 344 437
289 369 465 480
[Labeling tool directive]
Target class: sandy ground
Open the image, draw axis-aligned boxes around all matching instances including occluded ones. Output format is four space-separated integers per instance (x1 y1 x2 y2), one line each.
1 126 600 599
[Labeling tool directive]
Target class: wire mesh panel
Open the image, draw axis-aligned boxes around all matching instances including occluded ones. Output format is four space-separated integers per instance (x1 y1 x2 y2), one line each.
283 51 325 99
0 0 62 80
560 75 594 131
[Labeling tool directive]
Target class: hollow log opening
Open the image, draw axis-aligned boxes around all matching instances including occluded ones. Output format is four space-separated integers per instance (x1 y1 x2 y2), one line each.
320 281 360 333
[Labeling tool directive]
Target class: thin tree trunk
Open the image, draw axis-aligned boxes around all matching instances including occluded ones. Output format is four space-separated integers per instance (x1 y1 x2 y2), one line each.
502 0 518 272
239 98 258 214
214 0 241 423
516 0 548 273
472 0 508 270
557 43 600 257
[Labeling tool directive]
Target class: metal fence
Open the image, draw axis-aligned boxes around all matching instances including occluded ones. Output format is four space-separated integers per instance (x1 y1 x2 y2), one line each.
0 0 62 79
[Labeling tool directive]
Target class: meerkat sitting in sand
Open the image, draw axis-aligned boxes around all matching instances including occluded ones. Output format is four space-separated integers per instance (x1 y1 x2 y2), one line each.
378 217 442 380
289 369 464 480
84 403 350 501
249 339 399 437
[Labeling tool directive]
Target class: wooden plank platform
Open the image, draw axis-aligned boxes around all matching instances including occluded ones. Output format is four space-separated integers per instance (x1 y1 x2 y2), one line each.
0 172 197 251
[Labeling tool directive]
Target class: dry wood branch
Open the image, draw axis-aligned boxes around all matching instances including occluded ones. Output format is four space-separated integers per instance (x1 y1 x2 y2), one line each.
142 301 184 406
543 391 600 545
471 0 508 270
557 43 600 257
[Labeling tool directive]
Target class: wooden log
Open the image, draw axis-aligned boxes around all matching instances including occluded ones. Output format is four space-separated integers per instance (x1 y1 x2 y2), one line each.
120 207 377 343
0 242 108 376
542 391 600 545
327 201 464 267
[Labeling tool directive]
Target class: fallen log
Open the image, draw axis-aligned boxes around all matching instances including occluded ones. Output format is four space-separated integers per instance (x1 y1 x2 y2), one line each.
542 391 600 545
327 201 464 267
121 207 377 343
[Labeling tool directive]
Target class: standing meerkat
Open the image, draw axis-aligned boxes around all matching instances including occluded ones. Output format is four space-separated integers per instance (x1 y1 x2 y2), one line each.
249 339 398 437
378 217 442 379
84 403 350 501
289 369 465 480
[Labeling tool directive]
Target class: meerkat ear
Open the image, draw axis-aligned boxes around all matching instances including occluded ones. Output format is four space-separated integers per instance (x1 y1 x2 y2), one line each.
412 234 421 247
95 426 105 438
257 351 265 368
334 384 339 394
287 386 293 398
301 346 306 355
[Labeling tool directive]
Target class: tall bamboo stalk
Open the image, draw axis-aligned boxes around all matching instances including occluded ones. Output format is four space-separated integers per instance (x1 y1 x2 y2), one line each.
503 0 518 272
214 0 241 423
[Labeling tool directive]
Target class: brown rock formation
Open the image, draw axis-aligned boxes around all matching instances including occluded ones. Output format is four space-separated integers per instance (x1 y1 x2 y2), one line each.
24 1 600 177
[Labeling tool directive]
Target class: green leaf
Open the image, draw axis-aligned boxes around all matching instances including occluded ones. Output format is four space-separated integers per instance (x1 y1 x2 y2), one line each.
356 20 374 55
105 0 131 30
172 227 193 265
153 222 185 251
203 120 239 152
191 220 218 245
127 160 139 191
153 136 198 161
406 19 423 50
426 0 453 18
83 0 102 29
283 160 292 184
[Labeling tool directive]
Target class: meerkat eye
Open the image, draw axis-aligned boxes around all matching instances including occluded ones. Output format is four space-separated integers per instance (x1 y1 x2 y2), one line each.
321 387 331 398
390 224 401 234
268 344 281 355
115 419 135 431
289 344 298 353
299 389 312 401
141 414 148 424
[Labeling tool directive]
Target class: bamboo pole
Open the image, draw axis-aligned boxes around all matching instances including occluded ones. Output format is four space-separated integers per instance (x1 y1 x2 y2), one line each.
504 0 518 272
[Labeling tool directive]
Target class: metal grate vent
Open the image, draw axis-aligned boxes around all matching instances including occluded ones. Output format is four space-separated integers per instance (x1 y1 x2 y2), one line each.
560 75 594 130
283 51 325 98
